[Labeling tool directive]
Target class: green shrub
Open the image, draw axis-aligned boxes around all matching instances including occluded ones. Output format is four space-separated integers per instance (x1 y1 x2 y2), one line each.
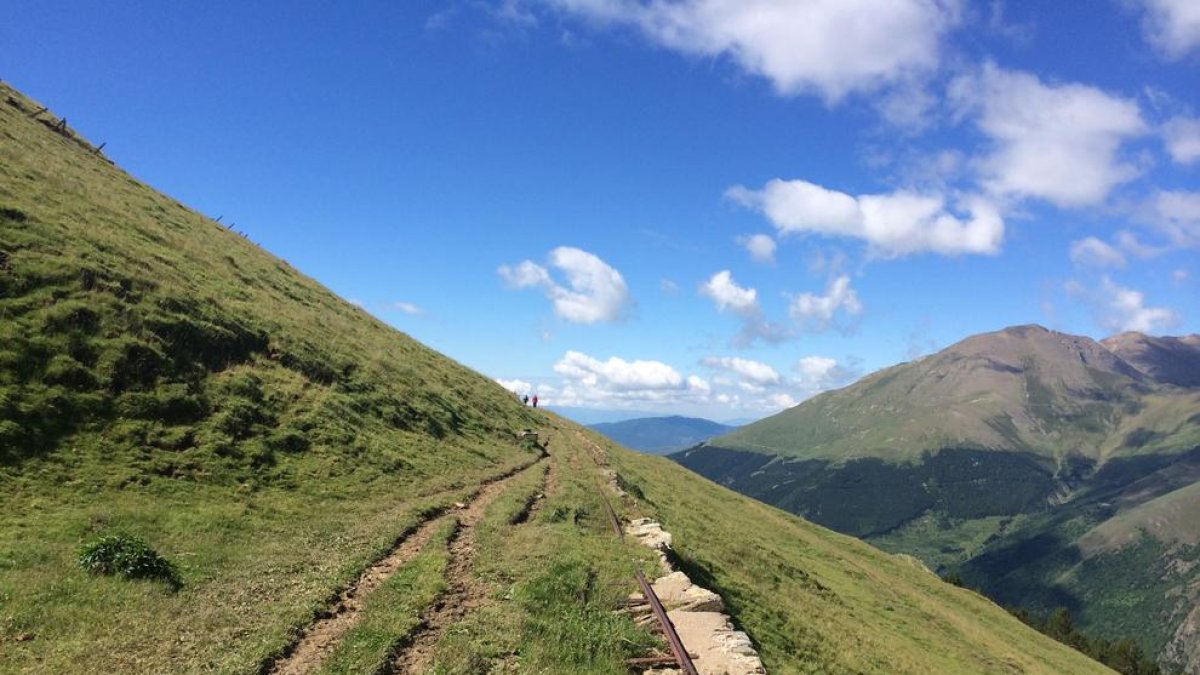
77 534 181 590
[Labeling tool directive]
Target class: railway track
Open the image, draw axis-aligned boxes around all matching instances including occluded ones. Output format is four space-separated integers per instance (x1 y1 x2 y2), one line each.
596 474 699 675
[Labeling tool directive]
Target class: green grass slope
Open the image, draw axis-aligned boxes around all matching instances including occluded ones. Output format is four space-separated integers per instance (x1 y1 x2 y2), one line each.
682 324 1200 670
708 325 1198 465
0 82 545 671
0 83 1111 674
587 426 1110 674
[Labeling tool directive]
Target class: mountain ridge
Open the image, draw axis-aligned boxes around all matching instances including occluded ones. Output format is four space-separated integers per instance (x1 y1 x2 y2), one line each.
676 322 1200 671
589 415 734 454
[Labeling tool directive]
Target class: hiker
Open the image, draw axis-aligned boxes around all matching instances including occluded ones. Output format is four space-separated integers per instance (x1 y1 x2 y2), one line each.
532 394 539 408
522 394 529 406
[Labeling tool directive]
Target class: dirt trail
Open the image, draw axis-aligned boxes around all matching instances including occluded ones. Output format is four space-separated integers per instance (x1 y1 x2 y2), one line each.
514 454 558 525
390 458 542 673
266 459 542 675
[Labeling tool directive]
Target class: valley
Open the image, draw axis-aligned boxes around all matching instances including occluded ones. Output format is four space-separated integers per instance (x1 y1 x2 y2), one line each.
678 325 1200 671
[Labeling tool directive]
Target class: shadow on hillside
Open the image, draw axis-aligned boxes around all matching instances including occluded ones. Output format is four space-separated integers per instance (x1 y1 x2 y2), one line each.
961 532 1084 614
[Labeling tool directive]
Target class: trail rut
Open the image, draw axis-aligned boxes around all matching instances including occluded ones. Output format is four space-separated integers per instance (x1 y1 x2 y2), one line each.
265 458 542 675
390 459 540 673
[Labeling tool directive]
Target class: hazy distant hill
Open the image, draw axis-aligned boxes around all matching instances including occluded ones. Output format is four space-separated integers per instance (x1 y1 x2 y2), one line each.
589 415 735 454
676 324 1200 670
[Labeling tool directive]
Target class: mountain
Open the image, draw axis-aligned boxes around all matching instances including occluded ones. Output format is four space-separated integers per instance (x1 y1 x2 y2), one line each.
676 324 1200 671
589 415 735 454
1102 332 1200 388
0 83 1111 673
546 406 661 425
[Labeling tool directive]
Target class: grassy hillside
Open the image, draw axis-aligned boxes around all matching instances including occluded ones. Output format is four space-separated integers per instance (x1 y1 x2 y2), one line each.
680 324 1200 670
0 82 1110 674
0 82 545 671
709 325 1197 465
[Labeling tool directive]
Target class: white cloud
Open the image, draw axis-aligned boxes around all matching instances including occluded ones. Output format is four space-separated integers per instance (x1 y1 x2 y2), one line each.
794 355 838 381
949 63 1147 207
660 278 680 294
391 301 425 315
542 0 960 102
793 356 860 391
698 270 790 346
702 356 781 385
1145 189 1200 247
737 233 776 264
767 392 798 410
1173 268 1189 285
789 275 863 331
496 377 534 393
1163 116 1200 164
699 270 758 315
547 350 711 408
1114 230 1167 259
499 246 630 323
1069 237 1127 269
555 350 686 391
728 179 1003 257
1135 0 1200 59
1070 277 1178 334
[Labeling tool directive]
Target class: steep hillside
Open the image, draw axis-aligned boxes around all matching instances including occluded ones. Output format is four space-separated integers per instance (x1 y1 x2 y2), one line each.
678 325 1200 669
1102 332 1200 388
0 83 1112 674
589 415 734 454
705 325 1194 464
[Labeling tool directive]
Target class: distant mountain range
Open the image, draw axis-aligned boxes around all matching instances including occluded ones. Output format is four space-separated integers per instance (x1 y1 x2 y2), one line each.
589 416 735 455
675 324 1200 672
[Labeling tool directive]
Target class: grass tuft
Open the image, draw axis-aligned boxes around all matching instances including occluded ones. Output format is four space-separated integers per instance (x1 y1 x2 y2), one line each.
77 533 181 590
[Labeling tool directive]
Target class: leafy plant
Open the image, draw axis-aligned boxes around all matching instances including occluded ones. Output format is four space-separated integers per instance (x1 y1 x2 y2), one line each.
78 534 181 590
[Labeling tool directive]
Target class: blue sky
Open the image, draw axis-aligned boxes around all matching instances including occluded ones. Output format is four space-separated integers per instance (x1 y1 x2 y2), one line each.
3 1 1197 421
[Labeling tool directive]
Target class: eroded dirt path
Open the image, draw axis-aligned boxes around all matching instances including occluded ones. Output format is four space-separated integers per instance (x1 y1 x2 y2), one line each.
390 458 544 673
267 459 542 675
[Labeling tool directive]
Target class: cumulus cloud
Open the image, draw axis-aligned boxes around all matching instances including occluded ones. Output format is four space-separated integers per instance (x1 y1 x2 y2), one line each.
496 377 534 393
540 0 960 102
767 392 798 410
789 275 863 332
1163 116 1200 165
1069 276 1178 334
546 350 711 407
702 356 781 385
1069 237 1127 269
555 350 686 390
698 270 788 346
1134 0 1200 59
499 246 630 323
728 179 1003 257
792 356 860 391
949 63 1147 208
1145 189 1200 247
699 270 758 315
738 233 776 264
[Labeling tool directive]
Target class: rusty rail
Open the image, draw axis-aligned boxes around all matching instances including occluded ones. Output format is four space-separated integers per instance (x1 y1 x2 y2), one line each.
595 479 698 675
634 568 699 675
